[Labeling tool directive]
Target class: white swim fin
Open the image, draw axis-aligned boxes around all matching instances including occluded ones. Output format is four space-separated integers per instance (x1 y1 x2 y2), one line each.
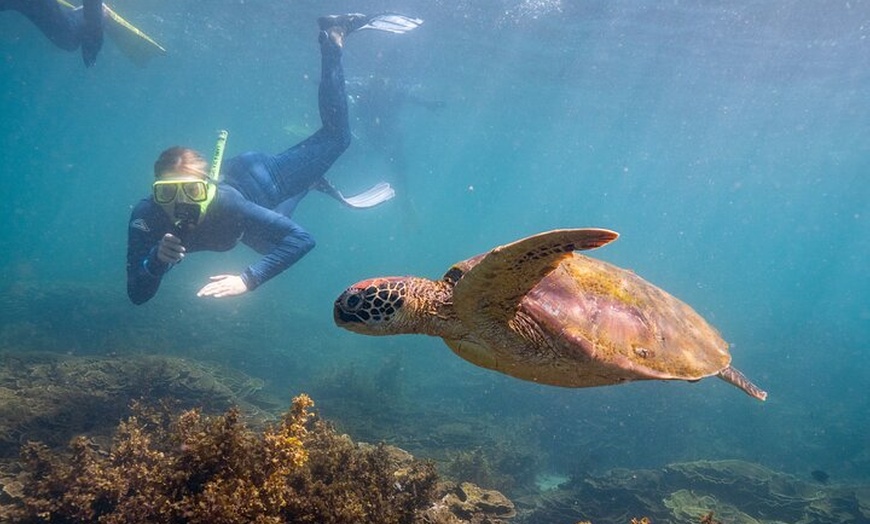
357 14 424 34
342 182 396 208
315 178 395 209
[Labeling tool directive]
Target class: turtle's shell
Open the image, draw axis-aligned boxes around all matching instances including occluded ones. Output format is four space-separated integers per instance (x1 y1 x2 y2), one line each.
445 231 731 388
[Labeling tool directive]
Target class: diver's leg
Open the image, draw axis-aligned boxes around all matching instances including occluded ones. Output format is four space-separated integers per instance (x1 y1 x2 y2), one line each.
257 14 421 214
265 19 353 205
273 191 309 218
221 152 281 208
315 23 352 141
3 0 81 51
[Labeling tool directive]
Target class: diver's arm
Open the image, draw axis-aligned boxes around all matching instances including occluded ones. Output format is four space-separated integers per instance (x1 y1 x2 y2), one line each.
126 201 171 304
127 238 164 305
196 274 248 299
237 204 315 291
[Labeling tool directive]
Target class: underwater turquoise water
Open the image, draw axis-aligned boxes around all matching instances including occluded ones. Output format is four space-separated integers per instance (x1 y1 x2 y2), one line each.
1 0 867 490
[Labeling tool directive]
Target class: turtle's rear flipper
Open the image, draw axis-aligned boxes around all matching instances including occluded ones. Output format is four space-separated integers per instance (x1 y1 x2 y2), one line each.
718 366 768 401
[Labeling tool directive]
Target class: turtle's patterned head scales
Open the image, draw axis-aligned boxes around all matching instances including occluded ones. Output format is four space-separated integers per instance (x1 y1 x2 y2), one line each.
334 278 407 334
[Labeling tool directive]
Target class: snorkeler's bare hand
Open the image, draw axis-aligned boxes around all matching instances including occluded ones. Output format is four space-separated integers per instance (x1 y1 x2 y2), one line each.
157 233 185 264
196 275 248 299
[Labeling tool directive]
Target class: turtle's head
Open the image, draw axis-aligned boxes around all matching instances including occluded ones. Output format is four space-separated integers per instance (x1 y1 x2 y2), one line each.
334 277 412 335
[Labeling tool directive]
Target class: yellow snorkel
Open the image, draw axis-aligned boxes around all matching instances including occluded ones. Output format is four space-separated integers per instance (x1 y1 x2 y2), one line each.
209 129 229 183
193 129 228 222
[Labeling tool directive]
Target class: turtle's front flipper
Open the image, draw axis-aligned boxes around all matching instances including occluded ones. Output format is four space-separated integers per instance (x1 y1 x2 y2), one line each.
717 365 768 401
454 228 618 324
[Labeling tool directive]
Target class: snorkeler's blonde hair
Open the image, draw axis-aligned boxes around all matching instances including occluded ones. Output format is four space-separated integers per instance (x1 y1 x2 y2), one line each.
154 147 209 178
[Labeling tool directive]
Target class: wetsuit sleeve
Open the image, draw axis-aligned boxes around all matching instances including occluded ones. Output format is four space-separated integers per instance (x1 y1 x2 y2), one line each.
126 201 172 305
235 201 315 290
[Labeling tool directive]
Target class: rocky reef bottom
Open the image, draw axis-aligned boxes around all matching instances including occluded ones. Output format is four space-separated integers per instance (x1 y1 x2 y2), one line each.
517 459 870 524
0 352 514 523
0 351 867 523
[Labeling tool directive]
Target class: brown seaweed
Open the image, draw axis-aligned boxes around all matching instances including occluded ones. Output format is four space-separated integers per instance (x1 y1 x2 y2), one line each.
6 395 436 523
2 393 515 524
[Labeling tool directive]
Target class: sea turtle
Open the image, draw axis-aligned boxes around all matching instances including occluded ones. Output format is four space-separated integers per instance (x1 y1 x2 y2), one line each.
333 229 767 401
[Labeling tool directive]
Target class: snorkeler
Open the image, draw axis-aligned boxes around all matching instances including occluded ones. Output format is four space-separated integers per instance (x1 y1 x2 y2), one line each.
126 13 423 305
2 0 165 67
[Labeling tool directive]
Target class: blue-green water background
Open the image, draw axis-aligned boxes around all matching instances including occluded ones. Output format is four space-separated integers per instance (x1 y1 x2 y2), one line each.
1 0 868 489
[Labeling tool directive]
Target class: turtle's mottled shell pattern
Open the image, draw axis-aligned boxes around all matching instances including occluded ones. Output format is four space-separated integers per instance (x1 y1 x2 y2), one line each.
519 254 730 384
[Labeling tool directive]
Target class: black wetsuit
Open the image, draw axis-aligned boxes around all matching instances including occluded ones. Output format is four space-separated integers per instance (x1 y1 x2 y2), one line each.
1 0 103 66
126 31 351 305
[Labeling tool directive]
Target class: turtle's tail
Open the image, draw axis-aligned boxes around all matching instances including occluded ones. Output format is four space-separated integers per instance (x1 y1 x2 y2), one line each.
717 366 768 401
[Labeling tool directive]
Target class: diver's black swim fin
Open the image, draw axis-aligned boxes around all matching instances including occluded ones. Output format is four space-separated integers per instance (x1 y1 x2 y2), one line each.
80 0 103 66
57 0 166 67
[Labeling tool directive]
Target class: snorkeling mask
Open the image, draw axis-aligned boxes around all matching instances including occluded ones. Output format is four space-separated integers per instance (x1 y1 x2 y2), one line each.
153 178 216 227
153 130 228 229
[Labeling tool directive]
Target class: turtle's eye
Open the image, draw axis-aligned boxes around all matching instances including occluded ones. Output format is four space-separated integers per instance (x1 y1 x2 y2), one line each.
341 290 366 312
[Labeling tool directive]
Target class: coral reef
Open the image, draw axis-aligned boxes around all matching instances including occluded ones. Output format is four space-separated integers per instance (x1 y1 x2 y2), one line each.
699 512 722 524
0 352 272 457
443 446 539 496
313 365 544 499
11 396 317 523
664 490 759 524
421 482 516 523
518 459 870 524
1 393 515 524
